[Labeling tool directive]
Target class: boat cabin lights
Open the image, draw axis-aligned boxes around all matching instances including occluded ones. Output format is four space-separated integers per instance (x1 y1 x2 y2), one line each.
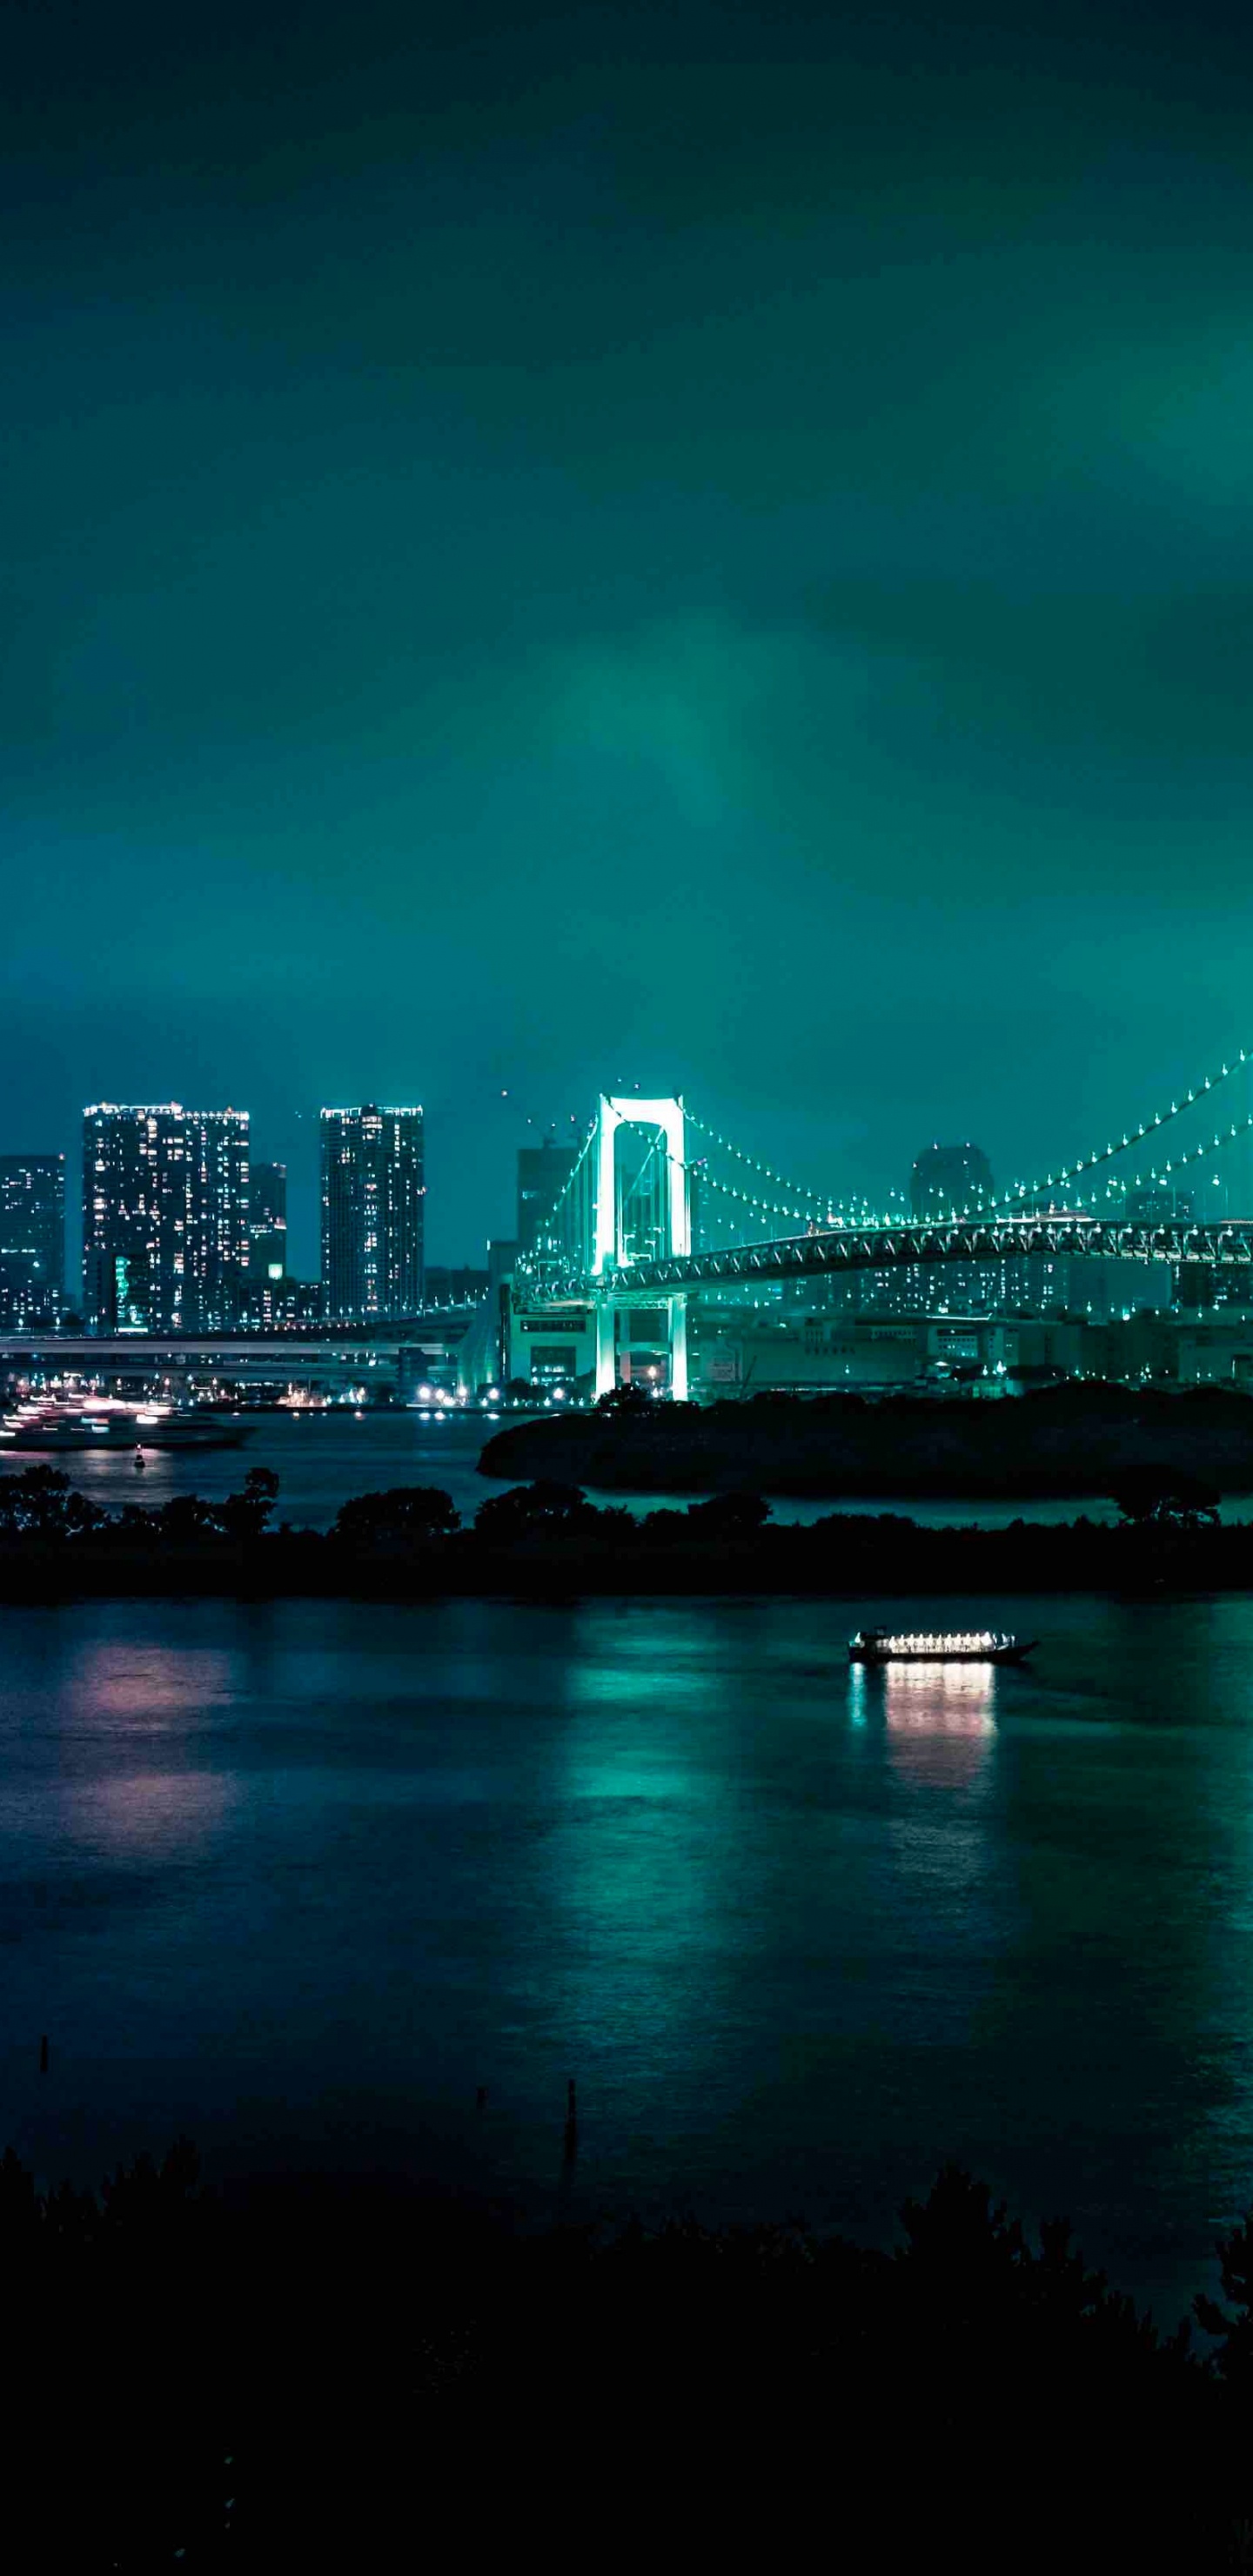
881 1632 1004 1654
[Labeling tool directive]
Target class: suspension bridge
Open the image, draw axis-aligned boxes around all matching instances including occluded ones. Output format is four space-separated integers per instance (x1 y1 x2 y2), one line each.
510 1057 1253 1398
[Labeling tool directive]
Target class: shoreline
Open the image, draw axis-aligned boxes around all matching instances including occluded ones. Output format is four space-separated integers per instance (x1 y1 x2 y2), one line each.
478 1385 1253 1499
2 1519 1250 1600
3 1448 1246 1600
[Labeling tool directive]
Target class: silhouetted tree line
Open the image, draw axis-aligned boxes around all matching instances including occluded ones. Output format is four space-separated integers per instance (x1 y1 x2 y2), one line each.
0 1461 284 1546
1 1456 1252 1599
4 2137 1253 2567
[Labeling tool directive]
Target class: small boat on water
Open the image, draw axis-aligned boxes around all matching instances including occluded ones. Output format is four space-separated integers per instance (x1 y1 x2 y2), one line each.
849 1628 1035 1666
1 1402 249 1453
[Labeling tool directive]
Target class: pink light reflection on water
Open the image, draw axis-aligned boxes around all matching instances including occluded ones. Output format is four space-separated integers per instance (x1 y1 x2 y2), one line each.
65 1766 239 1856
882 1659 996 1787
57 1639 241 1853
66 1641 237 1727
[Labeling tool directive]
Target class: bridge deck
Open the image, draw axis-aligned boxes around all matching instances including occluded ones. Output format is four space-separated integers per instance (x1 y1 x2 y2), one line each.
530 1217 1253 1302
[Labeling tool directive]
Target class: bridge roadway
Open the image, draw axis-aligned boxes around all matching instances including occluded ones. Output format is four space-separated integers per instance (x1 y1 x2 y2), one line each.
535 1215 1253 1305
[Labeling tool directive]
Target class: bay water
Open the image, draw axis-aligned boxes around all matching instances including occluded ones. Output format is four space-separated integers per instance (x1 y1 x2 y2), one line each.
2 1581 1252 2327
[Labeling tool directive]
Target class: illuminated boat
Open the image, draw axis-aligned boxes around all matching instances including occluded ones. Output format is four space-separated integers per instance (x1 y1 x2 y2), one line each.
848 1628 1035 1666
3 1401 248 1452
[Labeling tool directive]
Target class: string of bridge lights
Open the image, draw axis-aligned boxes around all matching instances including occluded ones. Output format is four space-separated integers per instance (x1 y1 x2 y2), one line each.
531 1055 1253 1271
687 1111 906 1224
699 1110 1252 1239
695 1164 888 1231
694 1050 1252 1232
696 1168 821 1226
684 1111 832 1205
1055 1111 1253 1216
962 1049 1250 1221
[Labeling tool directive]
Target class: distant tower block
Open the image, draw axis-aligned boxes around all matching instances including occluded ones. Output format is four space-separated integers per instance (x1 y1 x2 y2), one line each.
320 1104 425 1322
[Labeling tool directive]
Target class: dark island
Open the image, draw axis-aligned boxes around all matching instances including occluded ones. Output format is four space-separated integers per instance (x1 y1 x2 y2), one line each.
479 1379 1253 1498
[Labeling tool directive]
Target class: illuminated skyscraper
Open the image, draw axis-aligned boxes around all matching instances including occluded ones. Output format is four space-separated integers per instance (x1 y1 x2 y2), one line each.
249 1160 288 1282
320 1105 425 1320
0 1152 65 1324
82 1105 250 1332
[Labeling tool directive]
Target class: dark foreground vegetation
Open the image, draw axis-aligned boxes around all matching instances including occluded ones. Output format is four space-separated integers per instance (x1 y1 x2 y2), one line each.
6 2136 1253 2570
484 1377 1253 1497
1 1458 1252 1597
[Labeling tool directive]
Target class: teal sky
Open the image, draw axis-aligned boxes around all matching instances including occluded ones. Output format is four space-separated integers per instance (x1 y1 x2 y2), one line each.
5 1 1253 1265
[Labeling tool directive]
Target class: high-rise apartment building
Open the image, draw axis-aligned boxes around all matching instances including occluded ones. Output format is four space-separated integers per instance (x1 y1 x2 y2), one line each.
516 1137 577 1254
910 1141 995 1219
249 1160 288 1281
82 1105 250 1332
320 1105 425 1321
0 1153 65 1324
903 1140 998 1316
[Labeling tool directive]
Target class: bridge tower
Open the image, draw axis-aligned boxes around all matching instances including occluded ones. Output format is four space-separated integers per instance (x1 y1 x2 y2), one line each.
591 1095 690 1399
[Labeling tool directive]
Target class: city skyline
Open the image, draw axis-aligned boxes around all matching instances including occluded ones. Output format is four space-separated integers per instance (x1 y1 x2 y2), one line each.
3 1063 1249 1315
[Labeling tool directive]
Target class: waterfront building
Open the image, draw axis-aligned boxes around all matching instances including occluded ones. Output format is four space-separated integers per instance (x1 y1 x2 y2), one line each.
320 1105 425 1321
0 1249 53 1329
248 1274 324 1329
505 1298 597 1389
249 1161 288 1283
245 1271 323 1331
689 1307 1013 1394
517 1138 577 1254
0 1152 65 1324
82 1104 250 1333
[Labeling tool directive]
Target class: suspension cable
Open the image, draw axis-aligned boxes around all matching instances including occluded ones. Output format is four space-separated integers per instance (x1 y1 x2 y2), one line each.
1039 1112 1253 1216
687 1110 920 1230
962 1048 1249 1219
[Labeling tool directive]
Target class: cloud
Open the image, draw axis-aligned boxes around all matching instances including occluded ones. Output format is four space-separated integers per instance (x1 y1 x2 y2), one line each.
546 613 839 830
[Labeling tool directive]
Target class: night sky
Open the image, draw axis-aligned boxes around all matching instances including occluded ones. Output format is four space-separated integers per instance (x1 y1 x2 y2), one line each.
5 0 1252 1267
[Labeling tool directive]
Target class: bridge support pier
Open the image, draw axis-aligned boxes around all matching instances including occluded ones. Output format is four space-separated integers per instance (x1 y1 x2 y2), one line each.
595 1303 616 1399
668 1296 688 1403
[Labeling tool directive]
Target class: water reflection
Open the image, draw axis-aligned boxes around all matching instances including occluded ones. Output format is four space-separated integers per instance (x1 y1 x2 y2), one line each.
8 1591 1253 2318
547 1611 739 2083
68 1768 238 1855
881 1660 996 1787
69 1641 235 1727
